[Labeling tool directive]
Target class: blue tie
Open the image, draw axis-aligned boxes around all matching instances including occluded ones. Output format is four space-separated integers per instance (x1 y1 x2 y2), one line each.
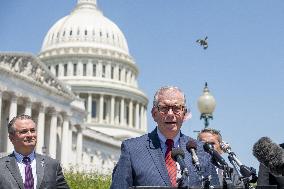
22 157 34 189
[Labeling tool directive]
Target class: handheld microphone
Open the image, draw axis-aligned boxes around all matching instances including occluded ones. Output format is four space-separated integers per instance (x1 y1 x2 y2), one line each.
253 137 284 176
186 140 201 171
203 142 228 167
171 148 189 176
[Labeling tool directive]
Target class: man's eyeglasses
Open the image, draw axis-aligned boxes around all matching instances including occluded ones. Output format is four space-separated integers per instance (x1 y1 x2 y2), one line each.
157 105 185 114
16 128 36 135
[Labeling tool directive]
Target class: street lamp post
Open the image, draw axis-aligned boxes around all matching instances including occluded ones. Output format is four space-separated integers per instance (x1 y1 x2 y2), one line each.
197 82 216 128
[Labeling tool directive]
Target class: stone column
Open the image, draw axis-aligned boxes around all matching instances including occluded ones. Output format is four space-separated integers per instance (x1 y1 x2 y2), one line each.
49 111 57 159
67 61 73 76
36 105 45 154
110 96 115 125
120 98 125 126
0 91 2 151
58 64 64 77
87 93 92 123
9 95 17 120
61 114 70 166
140 105 145 130
135 103 140 129
114 65 119 80
50 65 55 75
97 60 102 77
78 61 83 76
76 127 83 164
24 99 32 116
121 68 126 83
87 61 93 76
7 95 17 152
114 101 119 124
0 91 2 132
129 100 133 127
99 94 104 123
144 107 147 132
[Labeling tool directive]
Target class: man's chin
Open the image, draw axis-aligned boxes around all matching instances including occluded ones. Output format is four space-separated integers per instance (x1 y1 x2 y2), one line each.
165 124 178 130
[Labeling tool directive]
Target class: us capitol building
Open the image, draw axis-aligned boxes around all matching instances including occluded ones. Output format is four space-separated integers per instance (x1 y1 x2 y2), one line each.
0 0 148 173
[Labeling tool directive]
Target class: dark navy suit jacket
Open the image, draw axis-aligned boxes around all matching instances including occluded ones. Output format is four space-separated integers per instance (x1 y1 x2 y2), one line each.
111 128 219 189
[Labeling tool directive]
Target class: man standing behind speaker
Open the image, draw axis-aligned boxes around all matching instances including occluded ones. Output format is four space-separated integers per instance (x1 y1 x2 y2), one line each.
0 114 69 189
111 86 219 189
257 143 284 189
198 128 243 186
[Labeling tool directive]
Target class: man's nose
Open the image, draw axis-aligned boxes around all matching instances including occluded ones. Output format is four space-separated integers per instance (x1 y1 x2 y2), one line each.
167 108 174 115
26 130 36 136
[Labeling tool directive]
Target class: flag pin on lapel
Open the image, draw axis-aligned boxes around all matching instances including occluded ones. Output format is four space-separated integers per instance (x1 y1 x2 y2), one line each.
41 160 45 167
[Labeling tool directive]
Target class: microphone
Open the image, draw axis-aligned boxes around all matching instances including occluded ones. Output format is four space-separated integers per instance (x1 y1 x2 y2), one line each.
220 141 232 153
221 141 243 166
186 140 201 171
171 148 189 176
203 142 228 167
253 137 284 176
221 141 254 178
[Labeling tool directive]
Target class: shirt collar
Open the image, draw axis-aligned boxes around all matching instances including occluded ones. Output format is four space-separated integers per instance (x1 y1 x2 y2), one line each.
14 150 35 163
157 127 180 147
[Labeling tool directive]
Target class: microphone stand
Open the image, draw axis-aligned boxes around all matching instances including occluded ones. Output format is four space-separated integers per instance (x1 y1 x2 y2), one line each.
178 167 190 189
222 164 234 189
227 151 253 189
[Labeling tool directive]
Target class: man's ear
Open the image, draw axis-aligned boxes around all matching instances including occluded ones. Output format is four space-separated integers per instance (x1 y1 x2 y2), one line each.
151 107 159 122
183 112 192 121
8 134 14 143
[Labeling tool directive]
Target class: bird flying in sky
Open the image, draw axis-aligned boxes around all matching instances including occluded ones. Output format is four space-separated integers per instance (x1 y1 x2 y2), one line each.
196 36 208 49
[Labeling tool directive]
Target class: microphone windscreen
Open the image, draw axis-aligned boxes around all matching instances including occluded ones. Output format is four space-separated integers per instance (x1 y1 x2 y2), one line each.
253 137 284 175
186 140 197 151
171 148 185 161
203 142 214 153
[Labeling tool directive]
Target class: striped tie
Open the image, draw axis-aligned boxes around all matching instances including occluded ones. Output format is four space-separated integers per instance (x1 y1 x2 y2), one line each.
22 157 34 189
165 139 177 186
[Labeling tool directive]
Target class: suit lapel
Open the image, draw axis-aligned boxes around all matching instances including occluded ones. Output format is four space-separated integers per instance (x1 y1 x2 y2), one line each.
146 128 171 186
36 153 45 189
180 134 192 169
6 154 24 189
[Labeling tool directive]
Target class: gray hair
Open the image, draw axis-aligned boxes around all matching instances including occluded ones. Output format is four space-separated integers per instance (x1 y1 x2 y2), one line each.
8 114 35 134
152 86 187 108
197 128 222 143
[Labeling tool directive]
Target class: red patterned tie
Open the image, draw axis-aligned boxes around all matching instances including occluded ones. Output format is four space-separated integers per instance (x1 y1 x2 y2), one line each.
22 157 34 189
165 139 177 186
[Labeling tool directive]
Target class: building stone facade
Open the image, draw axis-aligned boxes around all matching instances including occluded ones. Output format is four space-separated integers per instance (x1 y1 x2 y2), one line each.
0 0 148 173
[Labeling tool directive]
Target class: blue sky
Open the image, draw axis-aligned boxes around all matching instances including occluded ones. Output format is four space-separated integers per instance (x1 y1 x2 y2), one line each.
1 0 284 170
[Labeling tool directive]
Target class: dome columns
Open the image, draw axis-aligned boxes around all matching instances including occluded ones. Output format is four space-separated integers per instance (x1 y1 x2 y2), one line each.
83 92 147 131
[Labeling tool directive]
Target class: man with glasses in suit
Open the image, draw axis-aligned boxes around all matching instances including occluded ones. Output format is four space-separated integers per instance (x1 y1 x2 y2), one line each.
111 86 219 189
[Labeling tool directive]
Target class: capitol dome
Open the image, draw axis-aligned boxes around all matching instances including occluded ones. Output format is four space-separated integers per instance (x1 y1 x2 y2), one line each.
38 0 148 141
40 0 129 56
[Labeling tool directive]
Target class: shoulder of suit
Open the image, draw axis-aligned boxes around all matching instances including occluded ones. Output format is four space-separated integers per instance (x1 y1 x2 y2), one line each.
0 153 14 162
280 143 284 148
35 153 59 164
123 133 148 144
